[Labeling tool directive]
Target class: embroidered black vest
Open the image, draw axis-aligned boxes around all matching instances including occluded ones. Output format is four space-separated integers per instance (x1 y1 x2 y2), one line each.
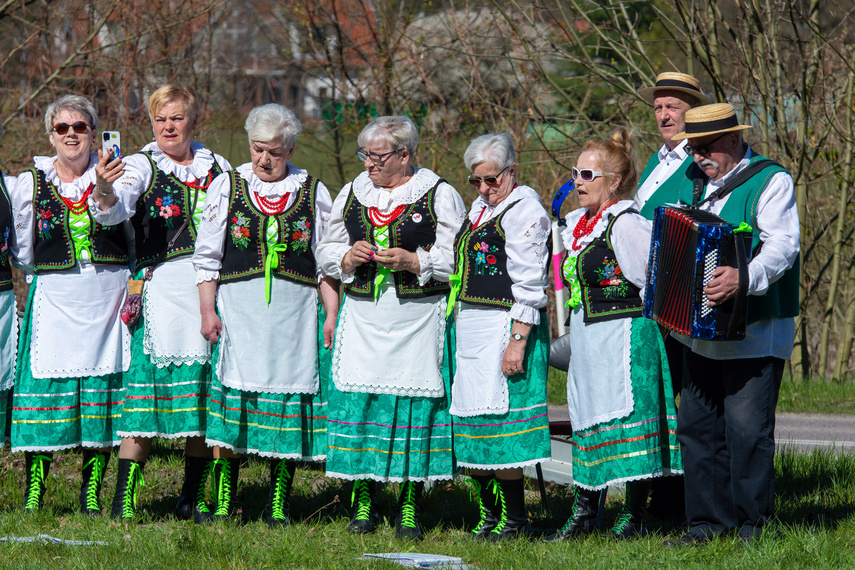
0 175 13 292
341 181 449 299
566 210 642 323
219 171 318 286
132 151 224 270
31 169 129 274
452 200 522 310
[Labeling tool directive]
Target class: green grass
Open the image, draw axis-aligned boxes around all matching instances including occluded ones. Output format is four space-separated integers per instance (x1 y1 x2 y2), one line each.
1 443 855 568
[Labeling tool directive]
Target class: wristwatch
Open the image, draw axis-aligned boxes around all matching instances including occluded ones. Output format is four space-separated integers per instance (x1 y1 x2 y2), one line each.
511 333 528 342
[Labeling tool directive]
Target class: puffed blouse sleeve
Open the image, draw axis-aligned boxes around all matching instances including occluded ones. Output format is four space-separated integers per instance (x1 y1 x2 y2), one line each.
611 211 653 290
191 171 232 283
416 181 466 284
90 152 154 226
312 180 333 278
501 195 550 325
10 170 36 272
315 183 355 282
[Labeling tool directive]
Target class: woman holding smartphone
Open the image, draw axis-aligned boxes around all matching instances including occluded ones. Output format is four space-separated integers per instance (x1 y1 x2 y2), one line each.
93 84 232 521
9 94 129 514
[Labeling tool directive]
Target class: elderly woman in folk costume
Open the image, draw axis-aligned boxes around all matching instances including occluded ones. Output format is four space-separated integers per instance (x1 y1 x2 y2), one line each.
9 94 130 514
546 128 681 541
447 133 552 541
317 115 465 539
193 103 338 527
0 153 18 444
93 84 232 521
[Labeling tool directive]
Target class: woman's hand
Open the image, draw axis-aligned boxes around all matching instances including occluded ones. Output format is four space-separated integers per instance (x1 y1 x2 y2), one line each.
341 240 375 274
323 312 336 349
200 311 223 344
373 248 420 274
93 149 124 210
502 340 526 377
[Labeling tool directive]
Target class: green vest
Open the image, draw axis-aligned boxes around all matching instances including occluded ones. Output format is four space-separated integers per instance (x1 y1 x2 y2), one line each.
676 152 800 323
637 151 695 220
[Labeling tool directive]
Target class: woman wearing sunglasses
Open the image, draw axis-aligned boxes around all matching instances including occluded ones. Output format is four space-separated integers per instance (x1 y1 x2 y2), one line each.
9 94 130 514
446 133 551 541
85 84 232 522
546 128 681 541
316 115 465 539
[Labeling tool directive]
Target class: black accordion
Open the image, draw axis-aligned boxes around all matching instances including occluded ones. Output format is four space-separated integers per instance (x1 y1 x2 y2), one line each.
643 206 752 340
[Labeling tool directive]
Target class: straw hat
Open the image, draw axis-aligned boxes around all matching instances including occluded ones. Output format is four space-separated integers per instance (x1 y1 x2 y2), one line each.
637 72 710 106
670 103 753 141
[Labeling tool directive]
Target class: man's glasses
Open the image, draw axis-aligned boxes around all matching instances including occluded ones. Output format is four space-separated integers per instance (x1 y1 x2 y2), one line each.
685 132 728 156
356 148 401 164
572 167 613 181
52 121 91 135
468 165 510 187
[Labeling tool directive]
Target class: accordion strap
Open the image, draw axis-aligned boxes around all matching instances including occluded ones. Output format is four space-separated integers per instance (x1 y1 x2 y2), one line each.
692 159 782 207
727 236 751 339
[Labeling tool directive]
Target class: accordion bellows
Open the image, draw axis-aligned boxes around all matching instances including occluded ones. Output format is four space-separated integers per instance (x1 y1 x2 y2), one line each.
643 206 752 341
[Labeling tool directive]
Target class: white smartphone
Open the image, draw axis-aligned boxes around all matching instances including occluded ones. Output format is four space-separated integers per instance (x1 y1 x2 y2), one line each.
102 131 122 159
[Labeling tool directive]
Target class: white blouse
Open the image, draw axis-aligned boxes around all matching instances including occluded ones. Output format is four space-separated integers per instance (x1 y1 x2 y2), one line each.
192 163 333 281
93 141 232 227
316 167 466 285
464 185 550 325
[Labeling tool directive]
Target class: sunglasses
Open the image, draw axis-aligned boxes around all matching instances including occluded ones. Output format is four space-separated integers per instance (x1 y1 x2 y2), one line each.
468 165 510 186
52 121 91 135
685 132 728 156
356 148 401 164
572 167 613 181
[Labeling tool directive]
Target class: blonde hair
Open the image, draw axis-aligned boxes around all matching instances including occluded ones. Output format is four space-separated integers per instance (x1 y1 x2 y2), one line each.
581 128 638 201
147 84 199 121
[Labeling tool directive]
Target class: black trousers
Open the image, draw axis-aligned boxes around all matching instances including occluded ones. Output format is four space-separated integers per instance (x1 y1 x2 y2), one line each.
677 348 783 539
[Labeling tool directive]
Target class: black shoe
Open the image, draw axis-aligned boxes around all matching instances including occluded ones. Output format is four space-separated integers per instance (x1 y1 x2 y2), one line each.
264 459 296 529
609 480 650 540
487 478 533 542
468 476 500 539
211 457 241 522
175 456 214 523
23 452 52 512
393 481 423 540
543 486 604 542
347 479 379 534
110 459 145 520
80 450 109 516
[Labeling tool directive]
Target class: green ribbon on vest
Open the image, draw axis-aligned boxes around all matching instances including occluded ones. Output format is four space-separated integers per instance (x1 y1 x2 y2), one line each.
372 224 393 300
69 210 94 261
562 254 582 309
446 231 469 317
263 217 287 305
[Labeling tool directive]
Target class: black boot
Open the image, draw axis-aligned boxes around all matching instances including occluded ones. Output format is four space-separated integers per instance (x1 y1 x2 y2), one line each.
80 450 110 516
610 479 650 539
23 452 52 512
468 476 500 539
487 478 533 542
264 459 296 529
211 457 241 522
393 481 423 539
544 485 605 541
175 456 214 524
347 479 379 534
110 458 145 519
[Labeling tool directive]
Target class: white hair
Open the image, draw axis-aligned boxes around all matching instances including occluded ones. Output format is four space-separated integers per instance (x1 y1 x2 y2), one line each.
244 104 302 149
44 95 98 134
357 116 419 156
463 133 515 172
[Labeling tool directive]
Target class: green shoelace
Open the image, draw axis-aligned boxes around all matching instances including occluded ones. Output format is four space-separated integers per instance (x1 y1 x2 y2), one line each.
24 455 51 510
121 462 145 519
351 480 373 521
270 462 292 520
82 454 107 510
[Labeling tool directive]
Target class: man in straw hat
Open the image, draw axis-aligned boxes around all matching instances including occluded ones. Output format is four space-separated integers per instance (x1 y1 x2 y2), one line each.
634 71 709 524
664 103 800 546
635 72 710 217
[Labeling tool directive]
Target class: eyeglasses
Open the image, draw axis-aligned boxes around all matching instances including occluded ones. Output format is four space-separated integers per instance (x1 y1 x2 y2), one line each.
356 148 401 164
51 121 91 135
468 165 510 187
572 167 613 182
685 132 728 156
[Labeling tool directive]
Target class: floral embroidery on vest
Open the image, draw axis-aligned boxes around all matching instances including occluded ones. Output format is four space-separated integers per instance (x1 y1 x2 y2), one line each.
230 211 251 249
37 198 59 240
152 194 181 227
472 240 500 276
0 226 9 264
287 216 311 255
595 257 629 299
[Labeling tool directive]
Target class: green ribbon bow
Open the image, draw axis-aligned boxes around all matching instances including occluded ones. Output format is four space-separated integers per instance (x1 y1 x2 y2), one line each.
446 236 468 317
733 222 753 234
373 224 393 300
563 254 582 309
264 243 289 305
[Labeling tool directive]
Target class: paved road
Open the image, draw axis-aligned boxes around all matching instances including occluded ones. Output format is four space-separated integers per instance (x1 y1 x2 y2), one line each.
547 406 855 452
